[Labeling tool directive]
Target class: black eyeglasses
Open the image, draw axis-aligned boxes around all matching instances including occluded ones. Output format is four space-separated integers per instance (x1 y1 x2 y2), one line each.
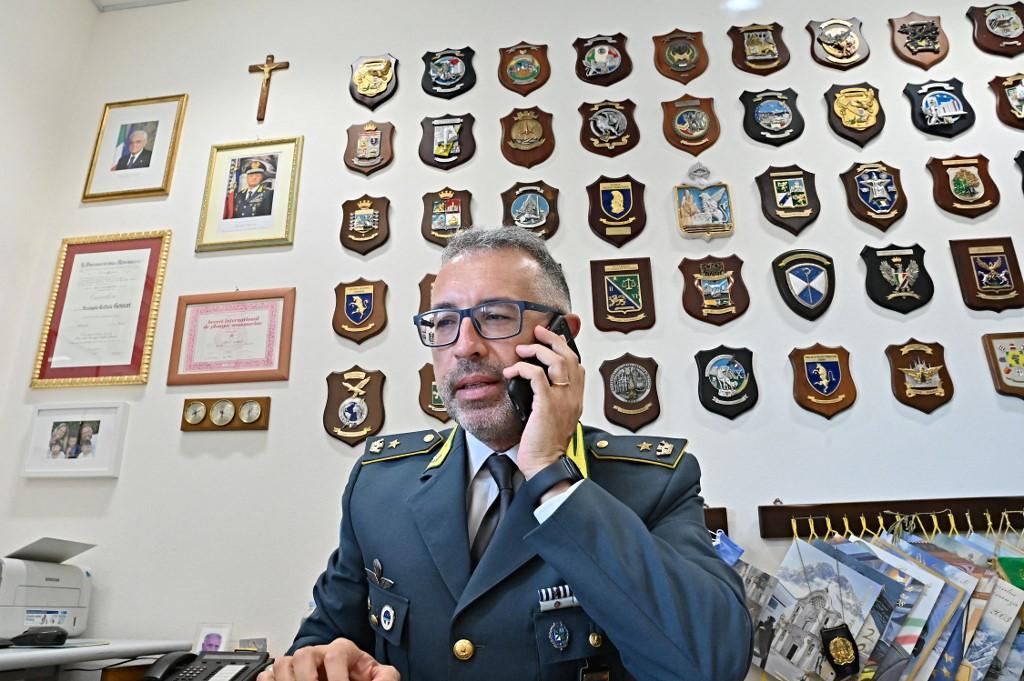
412 300 562 348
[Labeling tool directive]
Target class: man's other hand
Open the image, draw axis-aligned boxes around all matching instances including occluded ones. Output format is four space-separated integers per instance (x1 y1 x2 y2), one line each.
257 639 399 681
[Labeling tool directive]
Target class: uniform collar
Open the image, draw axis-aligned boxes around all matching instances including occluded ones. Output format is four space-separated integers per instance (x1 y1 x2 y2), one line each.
464 429 520 481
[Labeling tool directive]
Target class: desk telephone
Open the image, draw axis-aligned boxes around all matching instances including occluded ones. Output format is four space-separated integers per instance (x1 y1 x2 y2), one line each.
143 651 271 681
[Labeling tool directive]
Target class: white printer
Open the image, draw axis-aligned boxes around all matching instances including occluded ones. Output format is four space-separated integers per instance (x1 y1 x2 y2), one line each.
0 537 93 637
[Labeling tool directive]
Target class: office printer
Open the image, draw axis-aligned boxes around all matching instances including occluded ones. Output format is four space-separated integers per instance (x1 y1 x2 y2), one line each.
0 538 94 637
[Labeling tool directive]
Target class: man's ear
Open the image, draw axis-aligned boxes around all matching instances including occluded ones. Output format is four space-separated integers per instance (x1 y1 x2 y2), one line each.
564 313 582 338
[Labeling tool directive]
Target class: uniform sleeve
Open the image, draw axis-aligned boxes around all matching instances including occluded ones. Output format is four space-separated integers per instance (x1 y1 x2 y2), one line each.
523 454 753 681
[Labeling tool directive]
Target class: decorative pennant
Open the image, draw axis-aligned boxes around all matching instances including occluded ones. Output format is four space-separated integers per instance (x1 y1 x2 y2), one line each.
679 255 749 326
589 258 656 333
840 161 907 231
739 89 804 146
860 244 935 314
674 163 734 240
578 100 639 157
340 195 390 255
652 29 708 84
788 344 857 419
694 346 758 419
889 13 949 69
586 175 646 247
333 279 388 344
500 107 555 168
926 155 999 218
421 47 476 99
501 181 559 239
981 332 1024 399
418 114 475 170
884 339 954 414
903 79 975 137
949 237 1024 312
661 94 719 155
771 250 835 321
498 42 550 95
421 188 472 247
573 34 632 86
344 121 395 176
754 165 820 235
324 367 385 445
989 74 1024 129
417 273 436 315
967 4 1024 56
350 54 398 110
825 83 885 147
727 23 790 75
418 363 449 422
599 353 660 432
807 18 870 69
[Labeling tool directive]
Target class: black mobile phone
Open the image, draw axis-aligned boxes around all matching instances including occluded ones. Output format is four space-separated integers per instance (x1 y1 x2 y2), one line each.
507 315 582 424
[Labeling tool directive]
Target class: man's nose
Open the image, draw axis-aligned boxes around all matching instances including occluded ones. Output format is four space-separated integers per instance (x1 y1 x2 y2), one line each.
451 315 486 357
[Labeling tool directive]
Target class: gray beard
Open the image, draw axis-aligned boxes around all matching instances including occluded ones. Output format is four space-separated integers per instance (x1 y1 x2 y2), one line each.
438 360 523 450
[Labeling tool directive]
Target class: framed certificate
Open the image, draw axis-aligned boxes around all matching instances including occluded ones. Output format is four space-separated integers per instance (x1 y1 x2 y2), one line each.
167 288 295 385
32 231 171 387
24 402 128 478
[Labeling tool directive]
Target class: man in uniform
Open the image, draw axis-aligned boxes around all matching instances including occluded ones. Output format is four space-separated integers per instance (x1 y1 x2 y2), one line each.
260 227 752 681
233 159 275 218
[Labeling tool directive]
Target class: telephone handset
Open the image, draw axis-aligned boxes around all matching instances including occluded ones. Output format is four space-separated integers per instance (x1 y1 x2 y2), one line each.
143 650 271 681
507 315 582 424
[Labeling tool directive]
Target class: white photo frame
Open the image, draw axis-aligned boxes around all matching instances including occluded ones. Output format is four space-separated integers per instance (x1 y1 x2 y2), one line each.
194 622 233 653
25 403 129 478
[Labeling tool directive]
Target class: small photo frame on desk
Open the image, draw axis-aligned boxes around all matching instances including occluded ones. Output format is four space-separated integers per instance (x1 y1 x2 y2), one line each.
24 402 128 478
194 623 232 653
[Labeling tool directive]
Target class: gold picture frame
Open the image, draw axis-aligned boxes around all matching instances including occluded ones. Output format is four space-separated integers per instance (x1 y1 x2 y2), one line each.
196 136 303 252
82 94 188 202
32 230 171 388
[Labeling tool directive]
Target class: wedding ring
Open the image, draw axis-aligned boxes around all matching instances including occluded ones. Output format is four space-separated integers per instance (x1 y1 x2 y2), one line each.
551 380 571 387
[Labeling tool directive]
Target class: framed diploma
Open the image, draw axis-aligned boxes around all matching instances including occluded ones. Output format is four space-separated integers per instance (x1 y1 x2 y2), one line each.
196 137 303 252
167 288 295 385
32 231 171 388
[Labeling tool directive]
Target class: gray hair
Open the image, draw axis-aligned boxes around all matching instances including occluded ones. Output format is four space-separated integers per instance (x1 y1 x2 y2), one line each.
128 128 149 143
440 227 571 311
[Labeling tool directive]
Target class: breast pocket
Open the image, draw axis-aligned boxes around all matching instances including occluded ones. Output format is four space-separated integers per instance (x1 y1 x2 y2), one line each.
367 581 410 668
534 608 618 678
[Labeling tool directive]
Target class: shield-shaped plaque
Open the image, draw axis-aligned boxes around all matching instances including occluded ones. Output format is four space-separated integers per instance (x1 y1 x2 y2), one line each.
840 161 907 231
889 13 949 69
501 182 559 239
755 165 820 235
675 164 734 240
417 273 436 315
652 29 708 84
350 54 398 110
807 18 870 69
950 237 1024 312
586 175 646 247
421 187 472 247
573 34 632 86
1017 151 1024 192
599 354 660 431
826 83 885 147
418 363 450 423
333 279 388 344
344 121 395 176
788 344 857 419
926 155 999 218
904 80 975 137
861 244 935 314
418 114 475 170
589 258 656 333
324 367 385 445
772 250 835 321
885 340 954 413
740 89 804 145
989 74 1024 129
727 23 790 75
982 332 1024 399
578 100 640 157
421 47 476 99
679 255 749 326
500 107 555 168
498 42 550 95
340 195 390 255
695 346 758 420
661 95 719 155
967 4 1024 56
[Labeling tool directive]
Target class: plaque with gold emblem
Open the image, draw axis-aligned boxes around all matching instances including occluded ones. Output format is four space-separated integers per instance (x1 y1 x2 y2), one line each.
982 331 1024 399
418 363 449 422
574 33 632 86
421 188 472 247
740 88 803 146
599 353 660 432
344 121 395 176
421 47 476 99
652 29 708 84
501 181 559 239
419 114 475 170
755 165 820 235
500 107 555 168
807 18 870 69
825 83 885 147
967 4 1024 56
417 273 436 315
679 255 749 326
578 100 639 157
904 79 975 137
350 54 398 110
789 344 857 419
885 339 954 414
949 237 1024 312
861 244 934 314
661 95 719 155
324 367 385 445
840 161 906 231
926 155 999 218
498 42 550 95
889 13 949 69
340 195 390 255
674 163 733 240
694 346 758 419
589 258 656 333
586 175 645 247
727 23 789 75
333 279 388 344
989 74 1024 129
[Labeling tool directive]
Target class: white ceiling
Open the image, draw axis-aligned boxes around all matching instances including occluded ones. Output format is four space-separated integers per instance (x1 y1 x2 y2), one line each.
91 0 193 11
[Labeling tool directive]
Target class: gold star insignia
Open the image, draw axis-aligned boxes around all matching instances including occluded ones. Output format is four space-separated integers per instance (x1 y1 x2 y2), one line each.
388 439 401 449
943 654 954 664
637 441 652 451
940 666 951 678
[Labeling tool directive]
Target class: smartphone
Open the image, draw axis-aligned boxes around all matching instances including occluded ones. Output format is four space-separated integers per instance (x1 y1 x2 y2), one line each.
507 315 582 424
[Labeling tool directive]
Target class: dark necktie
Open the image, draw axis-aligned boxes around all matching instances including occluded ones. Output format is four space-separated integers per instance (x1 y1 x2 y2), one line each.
470 453 516 566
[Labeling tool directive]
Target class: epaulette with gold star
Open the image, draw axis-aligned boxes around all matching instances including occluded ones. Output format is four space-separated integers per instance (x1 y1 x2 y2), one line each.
360 429 444 465
588 434 688 469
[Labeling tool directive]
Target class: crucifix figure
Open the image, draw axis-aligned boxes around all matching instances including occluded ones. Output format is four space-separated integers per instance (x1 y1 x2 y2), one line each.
249 54 289 122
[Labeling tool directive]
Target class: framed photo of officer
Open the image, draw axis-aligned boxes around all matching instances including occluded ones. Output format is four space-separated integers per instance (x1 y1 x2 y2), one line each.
196 136 303 252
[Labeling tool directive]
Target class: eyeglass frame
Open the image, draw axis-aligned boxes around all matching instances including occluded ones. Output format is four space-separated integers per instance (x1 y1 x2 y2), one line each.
411 300 564 348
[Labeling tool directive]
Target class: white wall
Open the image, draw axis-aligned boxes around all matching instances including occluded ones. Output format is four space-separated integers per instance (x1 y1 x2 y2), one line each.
2 0 1023 670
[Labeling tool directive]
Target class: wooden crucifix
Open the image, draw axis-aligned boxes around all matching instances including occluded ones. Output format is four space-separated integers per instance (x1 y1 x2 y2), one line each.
249 54 289 122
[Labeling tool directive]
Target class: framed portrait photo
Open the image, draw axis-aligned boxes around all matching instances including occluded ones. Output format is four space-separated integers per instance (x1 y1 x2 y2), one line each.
32 231 171 388
193 623 232 654
24 403 128 478
167 287 295 386
82 94 188 202
196 136 303 252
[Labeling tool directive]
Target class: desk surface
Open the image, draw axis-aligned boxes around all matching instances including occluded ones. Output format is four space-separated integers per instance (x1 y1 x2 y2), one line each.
0 639 191 672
